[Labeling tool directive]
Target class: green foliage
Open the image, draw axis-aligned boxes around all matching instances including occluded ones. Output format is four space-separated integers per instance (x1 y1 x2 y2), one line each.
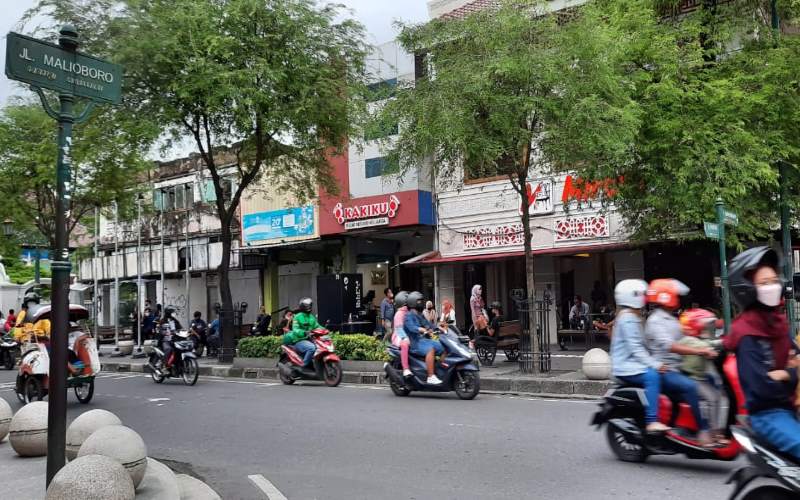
1 253 51 285
236 333 389 361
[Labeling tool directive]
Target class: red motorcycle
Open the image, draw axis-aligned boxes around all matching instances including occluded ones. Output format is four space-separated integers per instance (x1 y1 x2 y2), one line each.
277 328 342 387
592 352 745 462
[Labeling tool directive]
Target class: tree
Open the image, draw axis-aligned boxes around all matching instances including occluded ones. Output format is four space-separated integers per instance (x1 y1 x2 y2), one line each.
376 0 639 371
573 0 800 244
0 101 149 250
103 0 366 356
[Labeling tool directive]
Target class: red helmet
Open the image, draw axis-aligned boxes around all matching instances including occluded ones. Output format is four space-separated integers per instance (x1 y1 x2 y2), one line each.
646 279 689 309
679 309 717 337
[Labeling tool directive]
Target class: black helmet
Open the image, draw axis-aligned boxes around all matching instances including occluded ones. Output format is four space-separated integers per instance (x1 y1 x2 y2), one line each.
729 246 782 309
22 292 40 307
163 306 176 318
394 291 409 309
407 291 425 312
489 301 502 311
298 297 313 313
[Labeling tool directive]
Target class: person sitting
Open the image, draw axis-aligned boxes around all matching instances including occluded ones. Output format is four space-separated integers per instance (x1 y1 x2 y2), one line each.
252 306 271 336
190 311 208 356
569 295 590 330
439 299 456 326
283 298 321 368
391 291 412 378
474 302 503 349
423 301 437 324
404 291 445 385
278 310 294 335
206 315 221 357
645 279 718 447
610 279 671 433
678 308 726 443
724 247 800 461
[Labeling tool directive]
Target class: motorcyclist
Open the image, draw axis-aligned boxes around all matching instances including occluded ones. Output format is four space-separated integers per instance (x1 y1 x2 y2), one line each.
283 298 321 368
12 292 44 342
155 306 182 369
609 279 670 433
391 291 412 378
723 247 800 460
644 279 717 446
404 291 445 385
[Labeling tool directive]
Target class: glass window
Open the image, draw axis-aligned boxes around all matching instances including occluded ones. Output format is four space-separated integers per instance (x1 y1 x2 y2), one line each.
364 121 399 141
175 185 185 209
365 157 397 179
366 78 398 102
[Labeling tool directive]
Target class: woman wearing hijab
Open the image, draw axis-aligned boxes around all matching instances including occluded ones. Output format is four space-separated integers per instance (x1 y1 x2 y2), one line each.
423 301 437 323
724 247 800 460
439 299 456 326
470 284 487 333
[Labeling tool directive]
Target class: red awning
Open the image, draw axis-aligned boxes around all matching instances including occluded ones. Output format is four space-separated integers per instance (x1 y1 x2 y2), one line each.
403 242 633 266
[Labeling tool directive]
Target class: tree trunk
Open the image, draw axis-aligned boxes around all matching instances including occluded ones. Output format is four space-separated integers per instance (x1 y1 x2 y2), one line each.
517 176 539 374
217 218 235 362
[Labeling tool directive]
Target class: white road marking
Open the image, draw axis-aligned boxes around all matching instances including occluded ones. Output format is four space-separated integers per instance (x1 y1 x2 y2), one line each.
148 397 170 402
248 474 288 500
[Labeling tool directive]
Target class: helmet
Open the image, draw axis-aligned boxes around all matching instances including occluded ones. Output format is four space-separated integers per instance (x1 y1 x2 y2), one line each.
394 291 409 309
298 297 313 313
614 279 648 309
679 309 717 337
646 279 689 309
489 301 502 311
407 291 425 312
163 306 175 318
729 246 781 309
22 292 40 307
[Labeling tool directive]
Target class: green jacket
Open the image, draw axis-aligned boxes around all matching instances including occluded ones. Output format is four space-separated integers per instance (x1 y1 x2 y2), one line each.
678 336 722 380
283 311 322 345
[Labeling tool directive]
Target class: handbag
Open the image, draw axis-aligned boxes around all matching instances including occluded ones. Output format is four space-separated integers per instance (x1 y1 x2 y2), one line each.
474 315 488 331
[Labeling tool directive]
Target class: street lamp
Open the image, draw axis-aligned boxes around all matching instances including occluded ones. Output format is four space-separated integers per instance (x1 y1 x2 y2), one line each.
2 219 13 237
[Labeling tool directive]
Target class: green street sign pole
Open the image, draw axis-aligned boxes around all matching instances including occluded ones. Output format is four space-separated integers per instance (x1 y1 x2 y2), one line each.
716 199 732 334
780 162 797 333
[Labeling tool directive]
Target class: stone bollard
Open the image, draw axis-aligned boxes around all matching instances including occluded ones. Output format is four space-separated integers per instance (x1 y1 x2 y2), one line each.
66 409 122 461
0 397 12 442
117 340 135 355
9 401 48 456
78 424 147 488
46 454 135 500
582 348 612 380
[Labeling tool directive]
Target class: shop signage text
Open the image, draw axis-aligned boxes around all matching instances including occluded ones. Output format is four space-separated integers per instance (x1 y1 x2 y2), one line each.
6 32 123 104
520 179 553 215
242 205 315 244
554 215 609 241
333 195 400 230
464 224 524 250
561 175 622 211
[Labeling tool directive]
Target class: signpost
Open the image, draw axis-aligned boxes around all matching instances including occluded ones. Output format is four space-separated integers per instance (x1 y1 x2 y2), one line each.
715 200 735 334
5 26 122 487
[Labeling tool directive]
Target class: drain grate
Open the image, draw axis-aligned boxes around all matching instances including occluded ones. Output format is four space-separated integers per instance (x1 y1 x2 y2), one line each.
361 375 378 384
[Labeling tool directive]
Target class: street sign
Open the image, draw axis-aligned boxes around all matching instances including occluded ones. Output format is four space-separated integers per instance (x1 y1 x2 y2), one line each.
724 210 739 226
5 32 122 104
704 221 720 239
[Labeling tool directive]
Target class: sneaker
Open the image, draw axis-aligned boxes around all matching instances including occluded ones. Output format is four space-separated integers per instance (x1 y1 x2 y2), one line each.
427 375 443 385
402 369 413 378
645 422 671 433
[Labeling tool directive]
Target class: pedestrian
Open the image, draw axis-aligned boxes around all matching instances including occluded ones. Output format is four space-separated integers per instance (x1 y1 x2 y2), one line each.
423 300 437 324
469 285 487 335
252 306 271 336
206 313 221 357
190 311 208 357
4 309 16 333
439 298 456 327
278 310 294 334
379 288 394 341
142 307 156 340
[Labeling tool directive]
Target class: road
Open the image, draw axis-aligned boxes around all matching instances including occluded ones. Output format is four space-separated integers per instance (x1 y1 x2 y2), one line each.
0 369 740 500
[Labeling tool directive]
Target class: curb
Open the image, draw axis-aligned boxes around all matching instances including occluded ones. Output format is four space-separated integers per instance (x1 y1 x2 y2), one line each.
100 361 611 398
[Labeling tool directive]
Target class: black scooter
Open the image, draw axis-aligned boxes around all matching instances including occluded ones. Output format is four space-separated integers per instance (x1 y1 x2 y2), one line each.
384 326 480 400
0 334 19 370
727 425 800 500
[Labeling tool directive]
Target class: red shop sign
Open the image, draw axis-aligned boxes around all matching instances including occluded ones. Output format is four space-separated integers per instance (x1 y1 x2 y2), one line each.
332 195 400 230
561 175 623 206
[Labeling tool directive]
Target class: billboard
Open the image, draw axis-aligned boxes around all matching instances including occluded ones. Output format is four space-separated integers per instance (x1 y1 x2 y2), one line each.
242 206 315 245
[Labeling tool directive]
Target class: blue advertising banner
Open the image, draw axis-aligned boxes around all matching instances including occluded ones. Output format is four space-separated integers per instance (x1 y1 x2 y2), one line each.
242 206 315 244
20 248 51 270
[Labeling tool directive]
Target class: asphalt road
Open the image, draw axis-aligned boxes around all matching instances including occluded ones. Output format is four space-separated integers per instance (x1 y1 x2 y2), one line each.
0 369 741 500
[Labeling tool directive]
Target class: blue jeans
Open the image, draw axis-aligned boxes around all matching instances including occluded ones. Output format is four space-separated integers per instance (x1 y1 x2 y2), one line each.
293 340 315 367
661 371 709 431
411 338 443 358
617 368 660 424
750 409 800 461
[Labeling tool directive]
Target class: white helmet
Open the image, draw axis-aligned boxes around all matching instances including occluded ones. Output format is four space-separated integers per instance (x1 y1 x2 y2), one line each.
614 279 648 309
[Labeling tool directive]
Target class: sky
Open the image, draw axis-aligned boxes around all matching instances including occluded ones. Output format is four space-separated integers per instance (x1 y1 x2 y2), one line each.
0 0 431 107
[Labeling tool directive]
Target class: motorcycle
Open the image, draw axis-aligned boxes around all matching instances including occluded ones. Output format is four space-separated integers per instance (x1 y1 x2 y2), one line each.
0 334 19 370
148 330 199 386
726 425 800 500
278 328 342 387
591 350 744 462
384 325 481 400
15 304 100 405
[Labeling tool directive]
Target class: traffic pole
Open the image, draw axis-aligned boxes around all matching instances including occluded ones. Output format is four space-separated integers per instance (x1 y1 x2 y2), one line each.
780 162 796 332
716 199 732 334
45 25 77 487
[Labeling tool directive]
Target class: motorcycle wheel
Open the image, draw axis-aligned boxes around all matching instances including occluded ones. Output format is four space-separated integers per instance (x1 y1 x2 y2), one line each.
23 376 43 404
389 379 411 397
741 486 797 500
4 352 14 370
606 421 647 463
15 375 25 403
151 366 165 384
323 360 342 387
278 366 295 385
74 379 94 404
182 358 199 386
454 370 480 400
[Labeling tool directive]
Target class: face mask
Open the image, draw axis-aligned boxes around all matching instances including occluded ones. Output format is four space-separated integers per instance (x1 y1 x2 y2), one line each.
756 283 783 307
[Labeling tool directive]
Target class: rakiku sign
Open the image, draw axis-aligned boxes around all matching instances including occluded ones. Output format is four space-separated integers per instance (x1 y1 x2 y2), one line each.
5 32 122 104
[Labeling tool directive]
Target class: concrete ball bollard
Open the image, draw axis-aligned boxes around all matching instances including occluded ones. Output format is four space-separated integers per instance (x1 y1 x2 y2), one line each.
143 339 157 355
46 454 135 500
78 425 147 488
9 401 48 457
117 340 135 355
66 409 123 461
0 397 12 442
582 348 612 380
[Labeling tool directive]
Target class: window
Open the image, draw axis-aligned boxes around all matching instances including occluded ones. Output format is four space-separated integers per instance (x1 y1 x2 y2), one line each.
464 153 516 183
364 121 399 141
154 183 195 211
365 157 396 179
366 78 397 102
178 247 191 271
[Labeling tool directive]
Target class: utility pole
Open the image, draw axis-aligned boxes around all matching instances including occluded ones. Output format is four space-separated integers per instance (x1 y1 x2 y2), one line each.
135 194 144 356
185 185 191 326
160 188 165 313
94 205 100 351
113 199 119 347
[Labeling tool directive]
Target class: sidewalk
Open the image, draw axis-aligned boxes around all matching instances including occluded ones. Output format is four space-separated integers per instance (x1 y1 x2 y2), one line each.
98 347 612 398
